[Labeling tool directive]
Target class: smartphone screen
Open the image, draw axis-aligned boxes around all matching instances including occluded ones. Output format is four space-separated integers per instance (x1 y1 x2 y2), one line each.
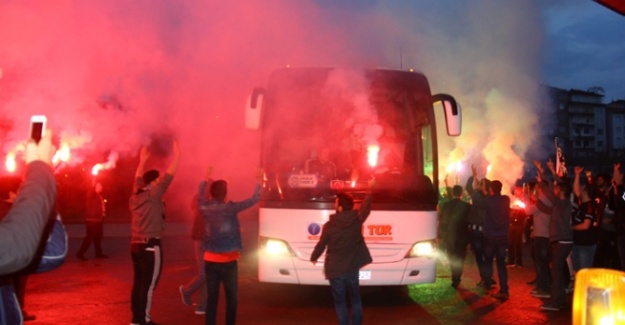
29 115 47 143
31 122 44 143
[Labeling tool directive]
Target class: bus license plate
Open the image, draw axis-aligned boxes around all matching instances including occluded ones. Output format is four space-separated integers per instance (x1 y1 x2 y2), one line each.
359 270 371 280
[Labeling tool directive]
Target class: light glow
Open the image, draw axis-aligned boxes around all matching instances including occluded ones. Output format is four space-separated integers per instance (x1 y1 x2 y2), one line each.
409 241 434 258
5 152 16 173
91 152 119 176
264 239 291 256
512 199 526 209
91 164 103 176
52 143 71 164
367 144 379 168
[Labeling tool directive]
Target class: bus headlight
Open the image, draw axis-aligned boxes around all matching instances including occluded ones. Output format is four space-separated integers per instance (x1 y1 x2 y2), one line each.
259 237 295 257
406 240 436 258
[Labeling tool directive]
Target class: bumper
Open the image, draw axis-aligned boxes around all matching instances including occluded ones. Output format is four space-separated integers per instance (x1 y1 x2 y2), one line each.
258 254 436 286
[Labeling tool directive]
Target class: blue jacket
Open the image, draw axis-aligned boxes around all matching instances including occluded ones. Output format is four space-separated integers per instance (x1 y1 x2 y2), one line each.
198 182 261 253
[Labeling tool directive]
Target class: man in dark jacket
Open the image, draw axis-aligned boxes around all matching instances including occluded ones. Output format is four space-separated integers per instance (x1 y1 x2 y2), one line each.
472 180 511 300
76 181 107 260
438 185 471 289
310 182 373 325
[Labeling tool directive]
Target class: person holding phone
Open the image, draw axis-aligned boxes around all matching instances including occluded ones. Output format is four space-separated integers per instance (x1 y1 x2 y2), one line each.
0 127 57 274
0 127 58 324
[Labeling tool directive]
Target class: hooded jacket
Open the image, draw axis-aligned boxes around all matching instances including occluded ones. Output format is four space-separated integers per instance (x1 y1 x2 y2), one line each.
310 194 372 279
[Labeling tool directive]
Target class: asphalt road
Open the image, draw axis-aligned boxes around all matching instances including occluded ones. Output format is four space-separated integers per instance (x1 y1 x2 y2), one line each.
22 210 573 325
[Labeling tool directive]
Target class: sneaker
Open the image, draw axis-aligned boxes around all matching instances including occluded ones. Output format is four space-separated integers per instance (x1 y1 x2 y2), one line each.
540 303 561 311
22 312 36 321
476 280 492 290
526 279 536 285
531 289 551 299
492 292 509 300
194 309 206 315
179 285 192 306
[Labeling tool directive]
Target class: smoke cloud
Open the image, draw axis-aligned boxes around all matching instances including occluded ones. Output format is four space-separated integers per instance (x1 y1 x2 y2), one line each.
0 1 547 215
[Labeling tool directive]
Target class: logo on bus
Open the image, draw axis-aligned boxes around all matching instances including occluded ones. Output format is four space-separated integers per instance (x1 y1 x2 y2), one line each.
306 223 393 241
364 224 393 241
308 223 321 235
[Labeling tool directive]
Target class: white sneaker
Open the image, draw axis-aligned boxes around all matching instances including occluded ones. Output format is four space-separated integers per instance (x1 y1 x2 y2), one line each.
179 285 192 306
195 309 206 315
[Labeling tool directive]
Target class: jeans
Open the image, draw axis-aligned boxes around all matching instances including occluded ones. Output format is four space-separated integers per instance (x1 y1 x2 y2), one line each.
329 269 363 325
617 234 625 271
533 237 551 292
448 241 468 286
182 240 207 310
205 260 238 325
130 239 162 324
77 221 104 257
507 224 524 266
469 229 487 282
483 236 509 293
549 241 573 306
572 244 597 274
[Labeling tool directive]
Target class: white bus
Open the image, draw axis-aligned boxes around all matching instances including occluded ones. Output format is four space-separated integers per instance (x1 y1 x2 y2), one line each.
246 67 461 285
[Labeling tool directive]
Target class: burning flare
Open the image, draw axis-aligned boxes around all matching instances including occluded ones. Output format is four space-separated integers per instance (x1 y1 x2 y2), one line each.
91 152 119 176
367 144 379 168
52 142 71 165
512 199 526 209
5 151 16 173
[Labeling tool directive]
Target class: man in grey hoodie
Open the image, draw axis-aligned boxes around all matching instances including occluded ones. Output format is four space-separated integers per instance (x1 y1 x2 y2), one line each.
129 142 180 325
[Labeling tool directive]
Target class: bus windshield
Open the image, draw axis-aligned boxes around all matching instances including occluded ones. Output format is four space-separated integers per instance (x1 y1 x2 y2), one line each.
260 68 438 209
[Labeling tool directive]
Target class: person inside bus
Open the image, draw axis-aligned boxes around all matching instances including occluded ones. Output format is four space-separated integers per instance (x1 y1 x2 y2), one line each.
305 147 337 181
310 179 375 325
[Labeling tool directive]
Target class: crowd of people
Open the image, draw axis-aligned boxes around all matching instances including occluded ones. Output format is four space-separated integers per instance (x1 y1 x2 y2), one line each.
4 122 625 323
437 159 625 312
0 125 376 325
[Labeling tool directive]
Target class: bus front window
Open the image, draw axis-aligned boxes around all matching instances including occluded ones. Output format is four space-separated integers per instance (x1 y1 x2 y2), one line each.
260 69 438 208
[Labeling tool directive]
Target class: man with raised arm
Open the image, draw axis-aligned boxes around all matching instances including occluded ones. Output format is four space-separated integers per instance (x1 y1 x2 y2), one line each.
534 160 574 312
0 130 58 325
198 168 262 325
310 179 375 325
129 141 180 325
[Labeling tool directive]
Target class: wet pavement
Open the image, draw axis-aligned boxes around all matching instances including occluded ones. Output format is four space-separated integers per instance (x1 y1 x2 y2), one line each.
21 217 574 325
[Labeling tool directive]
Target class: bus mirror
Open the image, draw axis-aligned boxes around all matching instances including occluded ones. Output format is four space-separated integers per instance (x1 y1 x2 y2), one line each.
432 93 461 137
245 87 265 130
